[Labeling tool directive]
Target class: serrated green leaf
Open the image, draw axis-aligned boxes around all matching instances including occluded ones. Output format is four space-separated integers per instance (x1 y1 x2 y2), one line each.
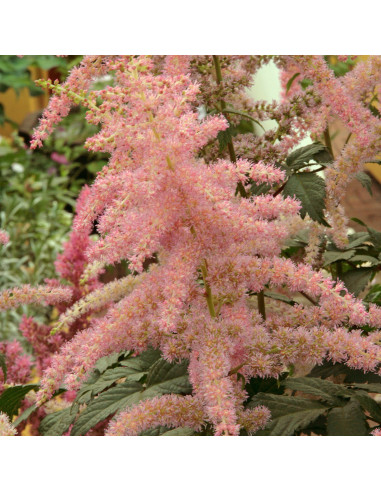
249 393 329 436
309 361 381 384
347 232 371 249
71 381 144 436
283 377 352 406
0 384 38 418
340 268 373 295
355 172 373 196
286 142 332 171
76 348 161 405
95 352 122 373
283 172 328 225
145 359 191 394
323 249 355 266
327 399 368 436
119 348 161 374
39 406 78 436
71 358 191 436
351 391 381 423
76 366 143 405
350 255 380 265
348 383 381 394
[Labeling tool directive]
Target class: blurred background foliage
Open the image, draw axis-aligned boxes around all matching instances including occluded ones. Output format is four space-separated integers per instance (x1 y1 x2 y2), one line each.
0 55 108 341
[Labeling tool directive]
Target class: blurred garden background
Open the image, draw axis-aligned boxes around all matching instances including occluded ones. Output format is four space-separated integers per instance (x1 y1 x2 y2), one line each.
0 56 111 343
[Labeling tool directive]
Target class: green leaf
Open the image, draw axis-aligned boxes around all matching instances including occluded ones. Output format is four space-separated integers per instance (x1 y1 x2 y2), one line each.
282 377 352 406
350 255 380 265
0 384 38 418
327 399 368 436
368 227 381 250
283 172 328 225
351 219 381 249
71 358 191 436
340 268 373 295
145 359 192 395
119 348 162 375
355 172 373 196
364 284 381 305
286 72 301 94
0 352 6 382
347 232 371 249
250 182 271 196
76 365 143 405
309 361 381 384
162 427 195 436
39 406 78 436
286 142 332 171
71 381 144 436
140 426 195 436
323 249 355 266
348 383 381 394
351 391 381 423
94 352 122 373
76 348 161 405
245 374 287 399
13 404 37 427
249 393 329 436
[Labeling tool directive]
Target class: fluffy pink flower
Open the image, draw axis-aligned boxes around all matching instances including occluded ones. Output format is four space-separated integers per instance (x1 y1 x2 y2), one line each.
0 230 9 245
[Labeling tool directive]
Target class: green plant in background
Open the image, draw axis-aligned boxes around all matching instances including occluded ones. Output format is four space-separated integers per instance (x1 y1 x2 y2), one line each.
0 55 108 340
0 135 74 339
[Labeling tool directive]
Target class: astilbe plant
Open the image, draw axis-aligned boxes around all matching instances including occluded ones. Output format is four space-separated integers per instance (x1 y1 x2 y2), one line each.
2 55 381 436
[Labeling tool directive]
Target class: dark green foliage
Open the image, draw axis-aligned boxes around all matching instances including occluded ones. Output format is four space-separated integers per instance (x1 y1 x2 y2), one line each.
248 374 381 436
285 142 332 171
326 400 368 436
283 173 328 225
39 348 193 436
39 406 78 436
0 352 6 382
0 384 38 418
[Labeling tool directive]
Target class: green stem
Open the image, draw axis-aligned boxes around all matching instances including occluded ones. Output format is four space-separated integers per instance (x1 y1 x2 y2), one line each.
336 261 342 280
300 291 318 306
201 259 216 318
273 181 287 197
257 290 266 320
212 55 247 198
344 132 352 146
324 126 334 159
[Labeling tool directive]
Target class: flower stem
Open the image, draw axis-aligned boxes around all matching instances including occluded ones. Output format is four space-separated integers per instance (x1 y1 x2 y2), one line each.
257 290 266 320
201 259 216 318
324 126 334 159
212 55 247 198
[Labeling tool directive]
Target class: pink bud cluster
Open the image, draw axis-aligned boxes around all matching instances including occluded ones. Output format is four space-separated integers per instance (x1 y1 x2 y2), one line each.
0 284 72 313
0 230 9 245
0 412 16 436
